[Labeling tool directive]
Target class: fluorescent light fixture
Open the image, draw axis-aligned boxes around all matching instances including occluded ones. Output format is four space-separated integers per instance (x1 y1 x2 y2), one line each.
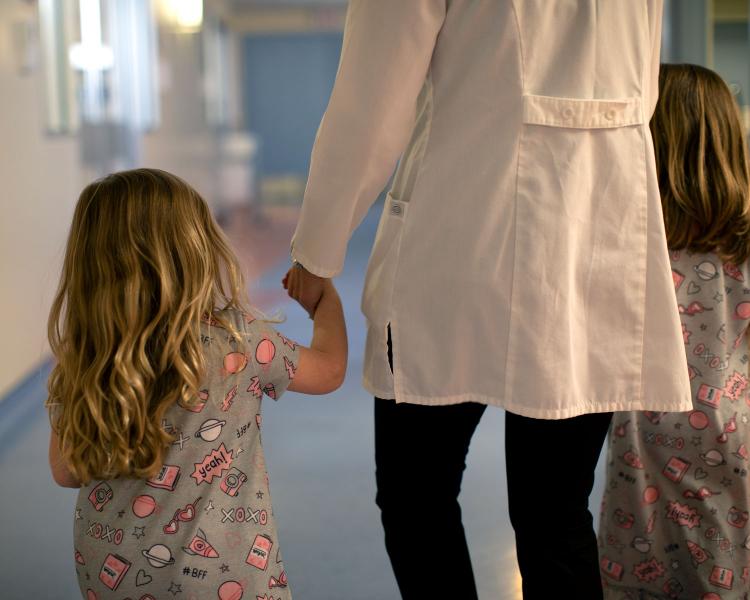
68 42 113 70
39 0 79 132
69 0 113 71
160 0 203 32
79 0 101 45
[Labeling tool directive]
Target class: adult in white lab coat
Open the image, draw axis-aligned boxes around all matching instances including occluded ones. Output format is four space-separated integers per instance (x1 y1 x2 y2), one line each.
284 1 692 598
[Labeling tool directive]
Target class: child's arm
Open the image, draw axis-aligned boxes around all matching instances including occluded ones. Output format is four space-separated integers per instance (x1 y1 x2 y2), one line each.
48 429 81 488
287 278 348 395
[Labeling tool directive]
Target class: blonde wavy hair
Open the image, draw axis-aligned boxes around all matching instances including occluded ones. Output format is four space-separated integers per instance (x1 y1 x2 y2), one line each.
47 168 248 483
651 63 750 264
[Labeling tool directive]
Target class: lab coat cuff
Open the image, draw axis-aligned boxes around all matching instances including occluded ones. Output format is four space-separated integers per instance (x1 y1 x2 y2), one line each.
289 245 341 279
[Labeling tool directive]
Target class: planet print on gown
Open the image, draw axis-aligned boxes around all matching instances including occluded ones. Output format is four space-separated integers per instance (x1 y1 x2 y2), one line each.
694 261 718 280
735 301 750 320
642 486 659 504
194 418 226 442
142 544 175 568
132 495 157 518
255 339 276 364
218 580 244 600
699 449 726 467
688 410 709 430
223 352 248 374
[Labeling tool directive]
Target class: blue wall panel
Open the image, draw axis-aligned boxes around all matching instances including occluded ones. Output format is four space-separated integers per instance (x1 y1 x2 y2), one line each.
242 33 343 177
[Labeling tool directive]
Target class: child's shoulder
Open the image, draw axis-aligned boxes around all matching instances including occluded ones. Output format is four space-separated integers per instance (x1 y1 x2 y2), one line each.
202 307 264 331
673 249 750 275
202 308 286 345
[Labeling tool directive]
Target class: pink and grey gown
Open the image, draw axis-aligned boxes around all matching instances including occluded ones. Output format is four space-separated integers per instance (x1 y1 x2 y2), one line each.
73 309 298 599
598 251 750 599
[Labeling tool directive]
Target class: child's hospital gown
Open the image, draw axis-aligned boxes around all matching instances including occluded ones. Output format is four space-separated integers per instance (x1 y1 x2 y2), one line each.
73 309 298 599
599 251 750 599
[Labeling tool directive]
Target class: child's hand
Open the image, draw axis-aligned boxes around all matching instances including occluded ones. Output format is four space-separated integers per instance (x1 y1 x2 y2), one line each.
283 264 327 317
286 275 347 395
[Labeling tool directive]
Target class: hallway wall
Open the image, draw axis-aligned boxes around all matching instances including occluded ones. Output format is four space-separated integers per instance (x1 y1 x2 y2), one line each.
0 1 82 397
0 4 238 398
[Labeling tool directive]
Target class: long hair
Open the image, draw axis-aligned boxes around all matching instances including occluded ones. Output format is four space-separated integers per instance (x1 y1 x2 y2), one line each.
47 168 248 483
651 63 750 263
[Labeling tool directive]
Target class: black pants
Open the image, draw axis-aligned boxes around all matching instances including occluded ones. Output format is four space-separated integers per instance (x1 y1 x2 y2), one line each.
374 334 613 598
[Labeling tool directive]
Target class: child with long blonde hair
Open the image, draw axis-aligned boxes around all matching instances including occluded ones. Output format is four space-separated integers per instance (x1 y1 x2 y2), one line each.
47 168 347 598
598 64 750 599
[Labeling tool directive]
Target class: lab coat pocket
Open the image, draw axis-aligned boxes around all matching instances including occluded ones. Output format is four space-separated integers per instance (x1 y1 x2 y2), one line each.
361 192 408 326
506 94 649 403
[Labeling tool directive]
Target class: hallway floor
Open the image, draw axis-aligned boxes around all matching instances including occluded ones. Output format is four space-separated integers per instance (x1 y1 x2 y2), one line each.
0 200 606 599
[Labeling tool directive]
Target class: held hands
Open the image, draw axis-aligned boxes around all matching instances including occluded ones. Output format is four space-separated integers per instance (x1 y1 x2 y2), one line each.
282 263 347 395
283 263 328 317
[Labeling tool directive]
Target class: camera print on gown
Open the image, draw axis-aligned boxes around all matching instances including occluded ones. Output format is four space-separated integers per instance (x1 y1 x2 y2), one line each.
599 252 750 600
73 309 298 599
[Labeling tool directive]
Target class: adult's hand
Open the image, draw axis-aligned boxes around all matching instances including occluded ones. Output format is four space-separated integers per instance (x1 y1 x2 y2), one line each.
282 264 327 318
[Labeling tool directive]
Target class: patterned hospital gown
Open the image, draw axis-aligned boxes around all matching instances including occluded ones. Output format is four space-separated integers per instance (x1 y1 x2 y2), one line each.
73 309 299 600
598 251 750 600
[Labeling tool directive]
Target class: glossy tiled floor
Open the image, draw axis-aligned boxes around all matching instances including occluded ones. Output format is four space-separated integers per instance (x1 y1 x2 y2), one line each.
0 201 606 599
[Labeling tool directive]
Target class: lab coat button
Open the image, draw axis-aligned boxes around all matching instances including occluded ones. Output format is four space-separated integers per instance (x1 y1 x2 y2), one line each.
605 108 617 121
390 203 402 216
562 106 574 119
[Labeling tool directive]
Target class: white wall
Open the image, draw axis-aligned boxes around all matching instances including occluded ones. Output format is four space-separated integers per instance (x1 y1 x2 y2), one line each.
0 1 83 397
0 3 235 397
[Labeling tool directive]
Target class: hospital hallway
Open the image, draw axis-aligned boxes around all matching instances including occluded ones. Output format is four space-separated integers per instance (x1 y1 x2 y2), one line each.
2 0 748 598
0 199 611 599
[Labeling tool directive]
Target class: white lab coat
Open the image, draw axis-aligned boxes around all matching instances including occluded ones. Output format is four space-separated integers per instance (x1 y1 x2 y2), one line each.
291 0 693 419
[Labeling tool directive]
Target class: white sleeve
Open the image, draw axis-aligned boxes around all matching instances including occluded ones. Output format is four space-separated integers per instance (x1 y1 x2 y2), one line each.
647 0 664 118
290 0 447 277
